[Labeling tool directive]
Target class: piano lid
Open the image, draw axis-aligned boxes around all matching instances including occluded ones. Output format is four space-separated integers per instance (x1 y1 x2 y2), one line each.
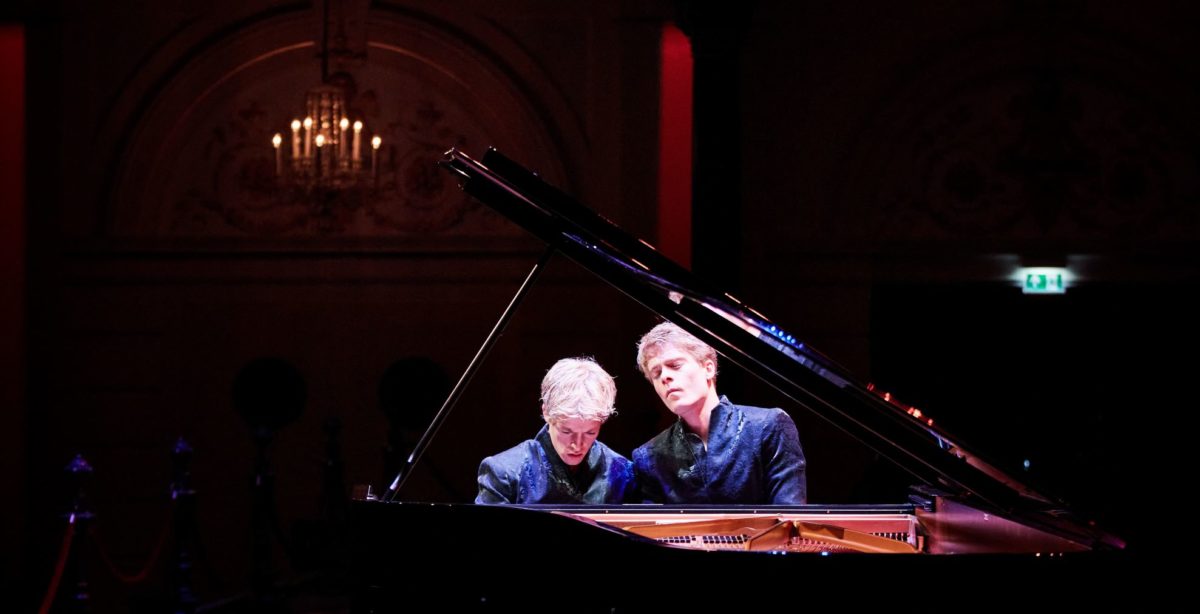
440 147 1068 521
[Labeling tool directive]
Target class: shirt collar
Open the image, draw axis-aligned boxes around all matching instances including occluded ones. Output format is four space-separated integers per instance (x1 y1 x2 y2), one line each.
535 424 601 486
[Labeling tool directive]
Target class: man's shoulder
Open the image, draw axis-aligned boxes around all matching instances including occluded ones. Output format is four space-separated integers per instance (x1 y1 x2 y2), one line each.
724 399 787 420
632 424 676 460
722 400 798 439
591 440 632 467
480 438 540 470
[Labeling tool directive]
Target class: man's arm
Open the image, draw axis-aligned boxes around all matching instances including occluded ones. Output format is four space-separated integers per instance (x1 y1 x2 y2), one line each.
475 456 516 504
631 447 666 504
763 409 807 504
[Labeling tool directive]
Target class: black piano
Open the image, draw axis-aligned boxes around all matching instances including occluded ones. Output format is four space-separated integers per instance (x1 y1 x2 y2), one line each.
350 148 1136 611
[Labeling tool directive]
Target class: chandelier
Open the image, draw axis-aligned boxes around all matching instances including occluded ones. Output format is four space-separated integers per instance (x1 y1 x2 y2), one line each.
270 0 380 196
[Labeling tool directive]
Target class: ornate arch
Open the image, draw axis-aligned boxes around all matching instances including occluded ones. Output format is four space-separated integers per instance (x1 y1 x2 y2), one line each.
103 5 582 245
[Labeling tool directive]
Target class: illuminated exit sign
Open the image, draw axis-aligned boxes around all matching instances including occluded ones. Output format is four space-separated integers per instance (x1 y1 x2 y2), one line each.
1019 267 1068 294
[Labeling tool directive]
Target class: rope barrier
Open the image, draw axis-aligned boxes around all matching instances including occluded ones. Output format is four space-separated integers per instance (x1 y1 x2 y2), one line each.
37 500 177 614
88 500 176 585
37 518 76 614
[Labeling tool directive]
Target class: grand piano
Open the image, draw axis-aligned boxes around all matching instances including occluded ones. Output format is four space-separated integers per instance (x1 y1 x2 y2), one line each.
350 148 1132 611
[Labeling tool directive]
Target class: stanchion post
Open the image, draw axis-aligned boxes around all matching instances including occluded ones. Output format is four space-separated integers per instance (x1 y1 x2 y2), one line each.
63 454 94 613
170 438 198 614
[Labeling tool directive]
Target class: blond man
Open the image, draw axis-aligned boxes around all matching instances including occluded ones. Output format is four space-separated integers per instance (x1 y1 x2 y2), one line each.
632 322 806 504
476 357 636 504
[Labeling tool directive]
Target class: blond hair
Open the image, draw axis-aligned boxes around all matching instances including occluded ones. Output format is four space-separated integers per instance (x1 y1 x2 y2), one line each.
540 357 617 423
635 322 718 380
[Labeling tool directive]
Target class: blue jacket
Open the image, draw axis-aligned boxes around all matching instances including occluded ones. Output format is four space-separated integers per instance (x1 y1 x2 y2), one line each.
476 425 637 504
633 396 807 504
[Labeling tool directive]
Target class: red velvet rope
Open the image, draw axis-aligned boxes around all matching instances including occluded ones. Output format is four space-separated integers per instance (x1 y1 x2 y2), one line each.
37 519 75 614
88 500 176 585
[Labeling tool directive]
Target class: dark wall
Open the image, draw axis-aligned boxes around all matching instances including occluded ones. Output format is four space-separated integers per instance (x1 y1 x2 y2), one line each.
732 0 1198 557
1 22 27 604
13 0 669 608
871 282 1197 555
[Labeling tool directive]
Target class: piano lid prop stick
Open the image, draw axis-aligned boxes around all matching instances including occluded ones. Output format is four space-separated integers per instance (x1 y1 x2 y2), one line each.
380 245 558 503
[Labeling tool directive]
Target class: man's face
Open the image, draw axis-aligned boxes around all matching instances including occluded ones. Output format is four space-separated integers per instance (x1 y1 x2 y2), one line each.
545 416 603 466
644 343 715 416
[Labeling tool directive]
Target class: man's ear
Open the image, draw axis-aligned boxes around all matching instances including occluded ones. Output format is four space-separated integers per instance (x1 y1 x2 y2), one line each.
704 359 717 380
541 405 550 422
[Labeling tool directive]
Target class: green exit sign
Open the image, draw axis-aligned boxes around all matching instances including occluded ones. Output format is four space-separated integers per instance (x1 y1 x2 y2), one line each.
1020 267 1068 294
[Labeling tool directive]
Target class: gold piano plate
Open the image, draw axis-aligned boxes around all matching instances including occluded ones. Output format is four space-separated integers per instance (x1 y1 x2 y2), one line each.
557 510 922 554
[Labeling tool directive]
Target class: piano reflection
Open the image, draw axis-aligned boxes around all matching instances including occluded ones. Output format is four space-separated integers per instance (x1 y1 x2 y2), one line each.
350 148 1130 611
